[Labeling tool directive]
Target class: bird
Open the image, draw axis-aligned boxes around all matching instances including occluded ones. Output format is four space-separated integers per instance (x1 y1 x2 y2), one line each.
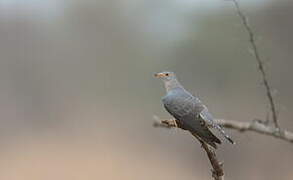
154 71 234 148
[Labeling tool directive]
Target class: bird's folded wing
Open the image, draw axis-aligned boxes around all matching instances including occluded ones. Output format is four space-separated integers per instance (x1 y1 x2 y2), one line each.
199 108 215 126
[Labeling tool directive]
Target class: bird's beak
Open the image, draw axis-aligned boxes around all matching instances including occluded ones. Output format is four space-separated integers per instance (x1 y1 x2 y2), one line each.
154 73 165 78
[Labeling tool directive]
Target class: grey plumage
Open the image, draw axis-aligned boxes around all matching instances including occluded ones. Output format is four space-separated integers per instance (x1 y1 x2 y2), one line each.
155 71 234 148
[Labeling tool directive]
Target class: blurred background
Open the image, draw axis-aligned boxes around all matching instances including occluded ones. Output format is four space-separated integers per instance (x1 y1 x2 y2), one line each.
0 0 292 179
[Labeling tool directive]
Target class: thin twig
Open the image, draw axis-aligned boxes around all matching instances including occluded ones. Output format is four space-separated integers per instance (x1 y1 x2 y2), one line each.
231 0 279 129
153 118 224 180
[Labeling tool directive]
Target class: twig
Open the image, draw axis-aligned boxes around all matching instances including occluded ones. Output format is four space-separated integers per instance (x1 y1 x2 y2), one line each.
153 118 224 180
230 0 279 129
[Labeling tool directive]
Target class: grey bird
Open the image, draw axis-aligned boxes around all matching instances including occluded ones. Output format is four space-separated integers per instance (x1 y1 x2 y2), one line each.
155 71 234 148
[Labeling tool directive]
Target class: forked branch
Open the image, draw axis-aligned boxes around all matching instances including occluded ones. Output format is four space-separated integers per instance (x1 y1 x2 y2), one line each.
230 0 279 129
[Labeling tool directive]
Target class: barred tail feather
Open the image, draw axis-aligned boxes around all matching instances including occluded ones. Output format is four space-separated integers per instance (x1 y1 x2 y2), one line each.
191 132 220 149
214 124 235 144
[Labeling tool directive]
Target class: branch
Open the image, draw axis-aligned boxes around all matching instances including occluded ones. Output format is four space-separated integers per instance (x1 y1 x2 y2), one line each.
201 141 224 180
153 118 224 180
153 118 293 143
215 119 293 143
230 0 279 129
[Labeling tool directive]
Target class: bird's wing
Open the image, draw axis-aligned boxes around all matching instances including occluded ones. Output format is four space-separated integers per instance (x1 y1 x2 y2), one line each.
163 91 205 118
163 91 221 148
199 108 215 126
200 108 235 144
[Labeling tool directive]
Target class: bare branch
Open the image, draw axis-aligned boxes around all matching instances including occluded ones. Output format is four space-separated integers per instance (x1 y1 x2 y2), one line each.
200 141 224 180
215 119 293 143
153 119 224 180
153 118 293 144
230 0 279 128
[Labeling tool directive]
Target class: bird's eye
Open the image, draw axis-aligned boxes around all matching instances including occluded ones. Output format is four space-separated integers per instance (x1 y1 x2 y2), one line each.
165 73 169 76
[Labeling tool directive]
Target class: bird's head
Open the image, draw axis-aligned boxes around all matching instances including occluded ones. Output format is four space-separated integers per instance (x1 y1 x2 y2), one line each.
154 71 176 82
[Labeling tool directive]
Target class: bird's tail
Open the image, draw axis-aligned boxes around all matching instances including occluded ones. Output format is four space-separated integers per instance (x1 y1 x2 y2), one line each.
191 132 220 149
214 124 235 144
